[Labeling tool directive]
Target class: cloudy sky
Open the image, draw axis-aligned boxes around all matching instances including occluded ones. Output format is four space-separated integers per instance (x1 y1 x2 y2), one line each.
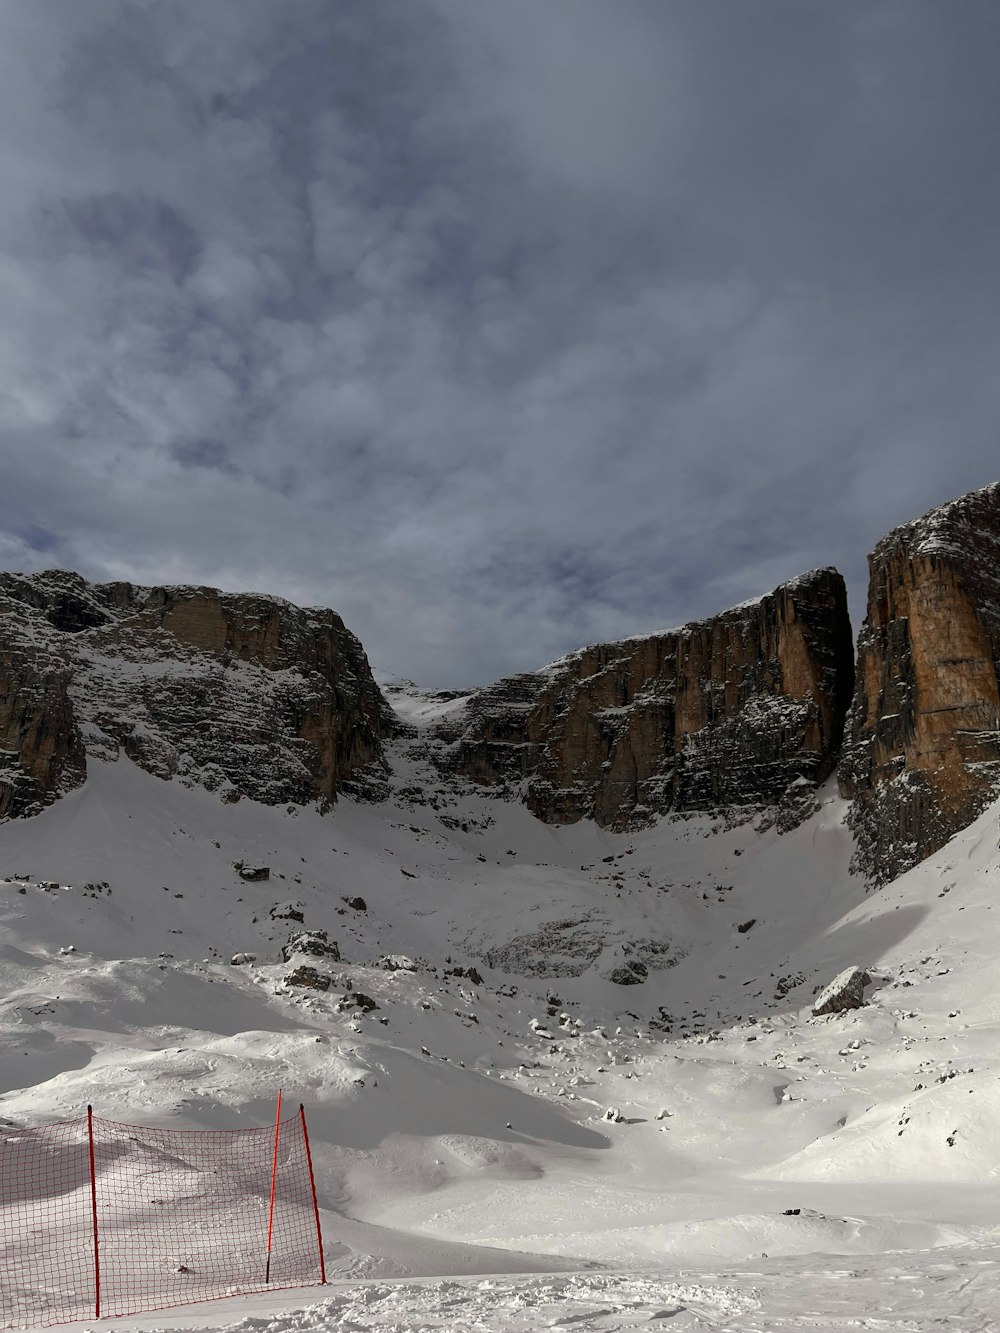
2 1 999 686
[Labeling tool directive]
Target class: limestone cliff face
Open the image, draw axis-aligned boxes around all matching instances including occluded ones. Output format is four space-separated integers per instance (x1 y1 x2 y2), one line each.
0 569 391 815
840 483 1000 881
0 646 86 819
437 569 854 829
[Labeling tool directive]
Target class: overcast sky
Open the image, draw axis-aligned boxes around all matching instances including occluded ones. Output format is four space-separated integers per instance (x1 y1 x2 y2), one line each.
1 1 999 686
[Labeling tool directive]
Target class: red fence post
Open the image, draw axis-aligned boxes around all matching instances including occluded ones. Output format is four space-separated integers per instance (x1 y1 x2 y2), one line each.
299 1104 326 1284
265 1089 283 1283
86 1106 101 1319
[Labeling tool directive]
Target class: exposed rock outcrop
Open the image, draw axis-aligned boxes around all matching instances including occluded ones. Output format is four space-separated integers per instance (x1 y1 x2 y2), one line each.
281 929 341 963
480 918 609 978
436 569 854 830
474 915 684 981
840 483 1000 881
0 640 86 819
0 569 392 816
812 966 870 1016
283 965 332 991
609 960 648 986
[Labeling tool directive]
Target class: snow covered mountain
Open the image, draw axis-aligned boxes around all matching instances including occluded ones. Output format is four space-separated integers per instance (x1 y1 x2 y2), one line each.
4 483 1000 1330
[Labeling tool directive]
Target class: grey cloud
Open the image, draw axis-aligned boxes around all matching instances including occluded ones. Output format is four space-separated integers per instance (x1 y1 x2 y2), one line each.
0 1 998 685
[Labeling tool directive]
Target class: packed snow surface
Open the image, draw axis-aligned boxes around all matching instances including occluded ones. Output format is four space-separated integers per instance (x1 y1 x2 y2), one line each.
5 705 1000 1329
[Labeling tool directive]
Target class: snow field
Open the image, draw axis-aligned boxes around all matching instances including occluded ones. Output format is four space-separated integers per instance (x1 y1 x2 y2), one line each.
5 717 1000 1327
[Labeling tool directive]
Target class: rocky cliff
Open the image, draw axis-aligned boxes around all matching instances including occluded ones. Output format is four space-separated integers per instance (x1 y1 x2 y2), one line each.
12 489 1000 878
0 570 391 816
840 483 1000 881
435 568 854 830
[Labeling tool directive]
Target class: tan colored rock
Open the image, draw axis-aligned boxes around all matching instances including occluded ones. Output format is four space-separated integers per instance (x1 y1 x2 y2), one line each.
840 482 1000 880
439 568 854 829
0 647 86 819
0 571 95 818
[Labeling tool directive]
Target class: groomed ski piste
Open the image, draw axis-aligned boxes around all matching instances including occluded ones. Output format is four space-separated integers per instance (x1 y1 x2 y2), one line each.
4 685 1000 1330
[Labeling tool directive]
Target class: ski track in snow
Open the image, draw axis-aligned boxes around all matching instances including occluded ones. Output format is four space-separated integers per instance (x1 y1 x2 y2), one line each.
5 702 1000 1331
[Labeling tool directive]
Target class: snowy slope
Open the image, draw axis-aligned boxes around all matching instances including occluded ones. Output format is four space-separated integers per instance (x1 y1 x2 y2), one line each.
4 701 1000 1328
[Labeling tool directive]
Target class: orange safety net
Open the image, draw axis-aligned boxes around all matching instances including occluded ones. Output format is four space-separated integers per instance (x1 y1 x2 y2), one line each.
0 1106 325 1328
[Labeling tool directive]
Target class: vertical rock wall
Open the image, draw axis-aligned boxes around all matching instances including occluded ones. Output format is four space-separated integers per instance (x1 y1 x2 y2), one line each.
438 568 854 829
111 584 392 798
0 649 87 819
0 570 392 815
11 485 1000 874
840 483 1000 880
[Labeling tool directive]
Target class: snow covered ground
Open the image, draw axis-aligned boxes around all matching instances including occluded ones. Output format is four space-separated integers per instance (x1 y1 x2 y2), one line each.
5 703 1000 1329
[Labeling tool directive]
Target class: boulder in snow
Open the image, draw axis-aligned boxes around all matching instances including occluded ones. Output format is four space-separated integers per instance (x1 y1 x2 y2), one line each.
235 862 270 882
281 930 340 963
378 953 417 971
812 965 870 1016
283 965 331 991
609 961 647 986
230 952 257 966
445 965 484 986
602 1106 624 1123
269 900 305 923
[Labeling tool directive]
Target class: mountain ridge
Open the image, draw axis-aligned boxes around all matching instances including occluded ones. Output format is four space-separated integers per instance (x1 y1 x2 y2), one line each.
4 487 1000 1328
2 481 1000 887
0 569 391 819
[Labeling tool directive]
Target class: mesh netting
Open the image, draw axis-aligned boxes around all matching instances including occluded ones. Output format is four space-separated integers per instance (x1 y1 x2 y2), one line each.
0 1108 324 1328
